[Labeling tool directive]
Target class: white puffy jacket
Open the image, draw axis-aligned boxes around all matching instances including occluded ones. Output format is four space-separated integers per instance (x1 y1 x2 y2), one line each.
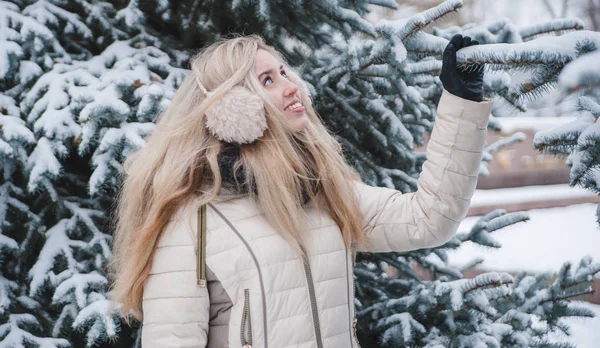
141 90 493 347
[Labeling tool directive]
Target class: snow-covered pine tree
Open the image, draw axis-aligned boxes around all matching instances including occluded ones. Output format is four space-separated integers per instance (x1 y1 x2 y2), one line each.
0 0 186 346
290 2 598 345
449 17 600 226
1 0 598 347
534 32 600 224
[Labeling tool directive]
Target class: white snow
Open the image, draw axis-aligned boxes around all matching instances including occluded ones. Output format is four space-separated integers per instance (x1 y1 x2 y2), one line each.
470 183 597 207
0 113 35 145
451 200 600 346
457 30 600 63
547 302 600 347
26 137 63 192
533 111 594 146
491 115 578 133
559 48 600 92
451 203 600 273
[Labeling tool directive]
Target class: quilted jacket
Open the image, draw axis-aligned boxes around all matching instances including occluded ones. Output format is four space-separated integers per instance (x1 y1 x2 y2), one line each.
141 90 493 347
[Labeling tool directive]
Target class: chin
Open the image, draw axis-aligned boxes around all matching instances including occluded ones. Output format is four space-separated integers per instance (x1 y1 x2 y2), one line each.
293 116 310 132
286 112 310 132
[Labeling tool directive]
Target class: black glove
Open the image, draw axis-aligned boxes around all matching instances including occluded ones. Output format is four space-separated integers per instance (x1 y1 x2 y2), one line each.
440 34 484 102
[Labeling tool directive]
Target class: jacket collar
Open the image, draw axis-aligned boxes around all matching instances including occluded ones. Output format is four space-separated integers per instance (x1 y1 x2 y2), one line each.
214 143 318 205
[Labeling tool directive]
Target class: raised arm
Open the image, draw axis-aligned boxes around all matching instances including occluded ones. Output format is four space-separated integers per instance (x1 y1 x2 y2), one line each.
355 89 492 253
354 34 492 253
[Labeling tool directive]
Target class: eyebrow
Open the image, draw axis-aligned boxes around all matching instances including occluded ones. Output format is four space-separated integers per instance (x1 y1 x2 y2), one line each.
258 65 284 80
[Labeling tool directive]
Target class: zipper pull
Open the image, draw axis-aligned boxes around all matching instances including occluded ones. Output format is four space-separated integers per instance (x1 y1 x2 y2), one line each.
196 204 207 287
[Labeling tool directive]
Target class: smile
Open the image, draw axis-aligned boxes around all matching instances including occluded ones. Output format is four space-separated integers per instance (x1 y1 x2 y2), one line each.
284 102 304 112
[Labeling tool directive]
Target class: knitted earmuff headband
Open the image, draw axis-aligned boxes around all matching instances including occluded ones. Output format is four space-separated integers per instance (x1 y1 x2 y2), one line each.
196 71 311 145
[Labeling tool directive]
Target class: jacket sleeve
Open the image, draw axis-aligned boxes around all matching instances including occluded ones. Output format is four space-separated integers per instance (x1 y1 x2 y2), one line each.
141 216 210 347
355 89 493 253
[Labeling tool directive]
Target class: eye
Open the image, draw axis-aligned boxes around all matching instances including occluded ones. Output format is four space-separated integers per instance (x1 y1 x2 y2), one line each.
263 76 273 86
262 70 288 87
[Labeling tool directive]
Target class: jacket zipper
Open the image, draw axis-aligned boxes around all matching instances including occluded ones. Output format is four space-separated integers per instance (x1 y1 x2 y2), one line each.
299 245 324 348
241 288 253 348
209 203 269 348
348 247 361 348
196 205 207 287
350 274 361 348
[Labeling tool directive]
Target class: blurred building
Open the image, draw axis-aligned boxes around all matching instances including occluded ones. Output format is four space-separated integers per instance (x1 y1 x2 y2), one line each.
415 115 600 216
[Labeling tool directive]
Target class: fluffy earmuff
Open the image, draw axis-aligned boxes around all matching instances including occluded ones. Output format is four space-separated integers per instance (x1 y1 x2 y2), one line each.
196 70 312 145
203 85 267 144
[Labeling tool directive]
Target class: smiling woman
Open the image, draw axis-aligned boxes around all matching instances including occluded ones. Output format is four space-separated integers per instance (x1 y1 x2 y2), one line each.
253 49 310 132
108 34 494 348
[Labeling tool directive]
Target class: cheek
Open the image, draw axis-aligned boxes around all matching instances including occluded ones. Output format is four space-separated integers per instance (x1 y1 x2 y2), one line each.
266 90 284 109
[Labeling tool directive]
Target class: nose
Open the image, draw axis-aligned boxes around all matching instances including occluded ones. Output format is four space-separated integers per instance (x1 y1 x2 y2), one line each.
283 79 298 97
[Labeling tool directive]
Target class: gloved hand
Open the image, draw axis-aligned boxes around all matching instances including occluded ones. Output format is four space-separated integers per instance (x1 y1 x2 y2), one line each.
440 34 484 102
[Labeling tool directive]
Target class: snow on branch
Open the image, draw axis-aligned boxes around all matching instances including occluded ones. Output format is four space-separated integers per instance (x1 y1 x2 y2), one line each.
377 0 463 43
457 30 599 68
455 30 600 106
315 1 377 36
0 313 70 347
533 110 593 156
72 296 120 347
520 18 585 42
559 49 600 92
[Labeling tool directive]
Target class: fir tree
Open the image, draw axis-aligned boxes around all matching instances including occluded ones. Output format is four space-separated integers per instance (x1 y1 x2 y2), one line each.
1 0 599 347
450 16 600 226
0 0 180 346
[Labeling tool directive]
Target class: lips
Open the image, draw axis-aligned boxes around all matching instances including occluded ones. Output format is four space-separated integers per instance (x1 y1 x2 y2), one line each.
283 100 302 110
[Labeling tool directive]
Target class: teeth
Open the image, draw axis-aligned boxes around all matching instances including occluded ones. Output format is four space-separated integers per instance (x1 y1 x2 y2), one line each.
285 102 302 111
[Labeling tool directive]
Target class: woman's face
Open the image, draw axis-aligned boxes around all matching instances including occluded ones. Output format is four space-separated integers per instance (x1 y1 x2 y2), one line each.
254 49 310 132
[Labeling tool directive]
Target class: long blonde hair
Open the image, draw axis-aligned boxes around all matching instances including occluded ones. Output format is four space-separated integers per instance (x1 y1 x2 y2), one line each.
107 34 367 323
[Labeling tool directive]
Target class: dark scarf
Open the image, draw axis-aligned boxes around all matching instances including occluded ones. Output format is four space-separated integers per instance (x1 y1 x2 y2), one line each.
217 144 319 205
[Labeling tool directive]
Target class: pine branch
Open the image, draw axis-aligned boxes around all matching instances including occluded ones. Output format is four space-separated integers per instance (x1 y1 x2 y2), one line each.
484 132 526 154
516 65 561 102
459 50 571 73
371 253 421 280
314 2 377 37
340 137 418 190
533 133 579 156
366 0 398 9
397 0 463 42
520 18 584 42
578 96 600 118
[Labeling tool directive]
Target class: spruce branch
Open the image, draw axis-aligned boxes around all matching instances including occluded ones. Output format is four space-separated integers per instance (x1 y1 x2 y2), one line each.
515 65 561 102
533 131 580 156
396 0 463 43
520 18 585 42
484 132 526 154
371 253 422 280
341 137 418 190
366 0 398 10
314 2 377 37
577 96 600 118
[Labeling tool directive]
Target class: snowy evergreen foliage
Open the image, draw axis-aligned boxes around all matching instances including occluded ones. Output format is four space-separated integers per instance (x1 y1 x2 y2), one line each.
356 209 600 347
295 0 524 189
433 17 589 111
533 93 600 224
533 33 600 224
0 0 178 346
1 0 598 347
442 12 600 226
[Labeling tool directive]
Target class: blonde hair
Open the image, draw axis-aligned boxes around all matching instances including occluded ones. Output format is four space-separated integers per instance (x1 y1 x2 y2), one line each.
107 34 367 323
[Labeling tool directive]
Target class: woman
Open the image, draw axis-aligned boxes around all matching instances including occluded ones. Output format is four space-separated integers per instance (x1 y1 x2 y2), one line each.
108 34 492 347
